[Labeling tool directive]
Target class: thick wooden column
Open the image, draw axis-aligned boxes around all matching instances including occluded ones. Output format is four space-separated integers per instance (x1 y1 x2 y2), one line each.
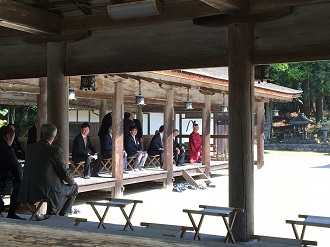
37 77 47 140
112 80 124 197
202 94 211 176
256 102 265 169
228 22 254 241
100 100 107 124
164 88 174 189
47 42 69 164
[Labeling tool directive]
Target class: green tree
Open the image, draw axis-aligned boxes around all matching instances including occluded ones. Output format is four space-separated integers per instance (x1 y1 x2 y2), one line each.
270 61 330 122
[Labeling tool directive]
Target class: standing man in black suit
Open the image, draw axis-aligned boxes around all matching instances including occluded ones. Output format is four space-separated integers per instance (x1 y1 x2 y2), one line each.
17 124 78 216
0 126 23 219
124 126 148 171
147 125 164 168
72 122 101 179
100 127 128 173
98 112 112 143
173 129 185 166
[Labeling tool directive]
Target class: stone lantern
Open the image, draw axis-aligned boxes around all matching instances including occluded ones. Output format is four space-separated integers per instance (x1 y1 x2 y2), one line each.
320 119 329 143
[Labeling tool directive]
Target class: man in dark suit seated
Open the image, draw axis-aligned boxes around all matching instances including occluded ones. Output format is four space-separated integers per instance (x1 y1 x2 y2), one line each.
17 124 78 216
100 126 128 174
72 122 102 179
147 125 164 168
0 126 24 219
173 129 186 166
124 126 148 171
7 124 25 160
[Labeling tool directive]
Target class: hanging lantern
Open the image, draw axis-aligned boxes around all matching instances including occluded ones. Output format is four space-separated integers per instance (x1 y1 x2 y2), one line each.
220 94 228 112
135 79 146 106
255 65 271 82
80 75 96 90
184 88 193 110
69 88 76 101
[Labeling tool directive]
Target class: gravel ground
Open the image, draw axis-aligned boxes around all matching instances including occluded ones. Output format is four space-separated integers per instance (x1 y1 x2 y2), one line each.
69 151 330 246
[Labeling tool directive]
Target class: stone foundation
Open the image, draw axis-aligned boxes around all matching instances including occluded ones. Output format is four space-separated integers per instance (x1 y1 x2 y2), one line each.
264 142 330 152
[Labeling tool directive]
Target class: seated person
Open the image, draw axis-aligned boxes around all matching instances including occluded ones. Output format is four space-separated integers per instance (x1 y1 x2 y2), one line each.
124 126 148 171
7 124 25 160
173 129 185 166
0 126 23 219
100 126 128 174
72 122 102 179
17 124 78 216
189 123 202 163
147 125 164 168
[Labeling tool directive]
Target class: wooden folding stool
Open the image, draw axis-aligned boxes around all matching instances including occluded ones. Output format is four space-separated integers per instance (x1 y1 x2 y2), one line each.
100 158 112 174
127 156 136 170
69 160 85 177
146 155 160 168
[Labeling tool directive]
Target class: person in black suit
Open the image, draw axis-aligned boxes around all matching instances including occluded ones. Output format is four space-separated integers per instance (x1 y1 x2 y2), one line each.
100 127 128 173
98 112 112 143
72 122 102 179
133 118 143 142
123 112 135 142
173 129 185 166
0 126 23 219
124 126 148 171
18 124 78 216
147 125 164 168
7 124 25 160
27 124 37 146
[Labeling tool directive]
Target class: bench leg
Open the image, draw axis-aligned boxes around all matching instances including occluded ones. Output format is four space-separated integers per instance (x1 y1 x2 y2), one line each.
90 204 109 229
26 202 44 221
186 212 202 240
121 203 138 231
223 216 235 244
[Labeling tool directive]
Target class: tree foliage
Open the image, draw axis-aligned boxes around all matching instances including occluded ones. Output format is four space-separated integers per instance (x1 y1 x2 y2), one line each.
270 61 330 121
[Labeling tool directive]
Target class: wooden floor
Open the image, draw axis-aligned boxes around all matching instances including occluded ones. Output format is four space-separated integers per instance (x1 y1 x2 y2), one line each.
77 161 228 193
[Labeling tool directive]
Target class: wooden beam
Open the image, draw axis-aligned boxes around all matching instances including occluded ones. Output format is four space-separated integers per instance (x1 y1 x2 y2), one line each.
200 0 248 13
0 0 59 35
22 31 91 44
256 102 265 169
164 89 174 189
249 0 330 11
60 1 220 33
193 7 291 27
202 94 211 176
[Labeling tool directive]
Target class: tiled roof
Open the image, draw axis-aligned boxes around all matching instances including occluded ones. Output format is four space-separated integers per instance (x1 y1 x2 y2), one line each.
182 67 302 94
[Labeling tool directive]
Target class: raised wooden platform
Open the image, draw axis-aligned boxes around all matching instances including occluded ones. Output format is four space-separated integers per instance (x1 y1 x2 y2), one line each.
77 161 228 193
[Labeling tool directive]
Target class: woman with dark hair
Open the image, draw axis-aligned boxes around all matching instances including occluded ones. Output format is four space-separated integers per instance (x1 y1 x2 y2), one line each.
0 126 24 219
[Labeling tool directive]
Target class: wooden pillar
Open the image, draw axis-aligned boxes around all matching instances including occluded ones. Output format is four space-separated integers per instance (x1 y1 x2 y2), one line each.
164 88 174 189
47 42 69 164
202 94 211 176
37 77 47 140
100 100 107 124
112 80 124 197
137 105 143 129
256 102 265 169
228 22 254 242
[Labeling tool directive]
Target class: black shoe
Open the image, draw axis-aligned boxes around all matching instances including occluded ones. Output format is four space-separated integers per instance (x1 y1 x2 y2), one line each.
91 174 101 177
7 214 26 220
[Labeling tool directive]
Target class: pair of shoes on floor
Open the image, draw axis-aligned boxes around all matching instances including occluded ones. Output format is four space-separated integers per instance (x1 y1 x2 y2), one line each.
91 174 101 178
133 169 139 172
7 213 25 220
139 167 145 171
83 175 90 179
123 171 129 174
181 164 186 166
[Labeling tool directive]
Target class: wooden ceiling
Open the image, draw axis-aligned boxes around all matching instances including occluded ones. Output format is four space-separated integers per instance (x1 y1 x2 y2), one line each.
0 0 330 81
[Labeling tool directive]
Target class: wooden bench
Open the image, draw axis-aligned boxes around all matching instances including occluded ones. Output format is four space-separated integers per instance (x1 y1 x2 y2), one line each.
140 222 194 238
251 235 317 247
25 198 54 221
69 160 85 177
100 158 112 174
286 214 330 240
86 197 143 230
183 205 244 243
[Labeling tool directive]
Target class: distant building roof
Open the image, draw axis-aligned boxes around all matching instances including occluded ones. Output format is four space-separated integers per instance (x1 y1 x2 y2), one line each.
289 113 313 125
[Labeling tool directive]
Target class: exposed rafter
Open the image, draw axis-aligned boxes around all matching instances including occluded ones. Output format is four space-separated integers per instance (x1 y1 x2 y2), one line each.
249 0 330 11
0 0 59 35
200 0 248 13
